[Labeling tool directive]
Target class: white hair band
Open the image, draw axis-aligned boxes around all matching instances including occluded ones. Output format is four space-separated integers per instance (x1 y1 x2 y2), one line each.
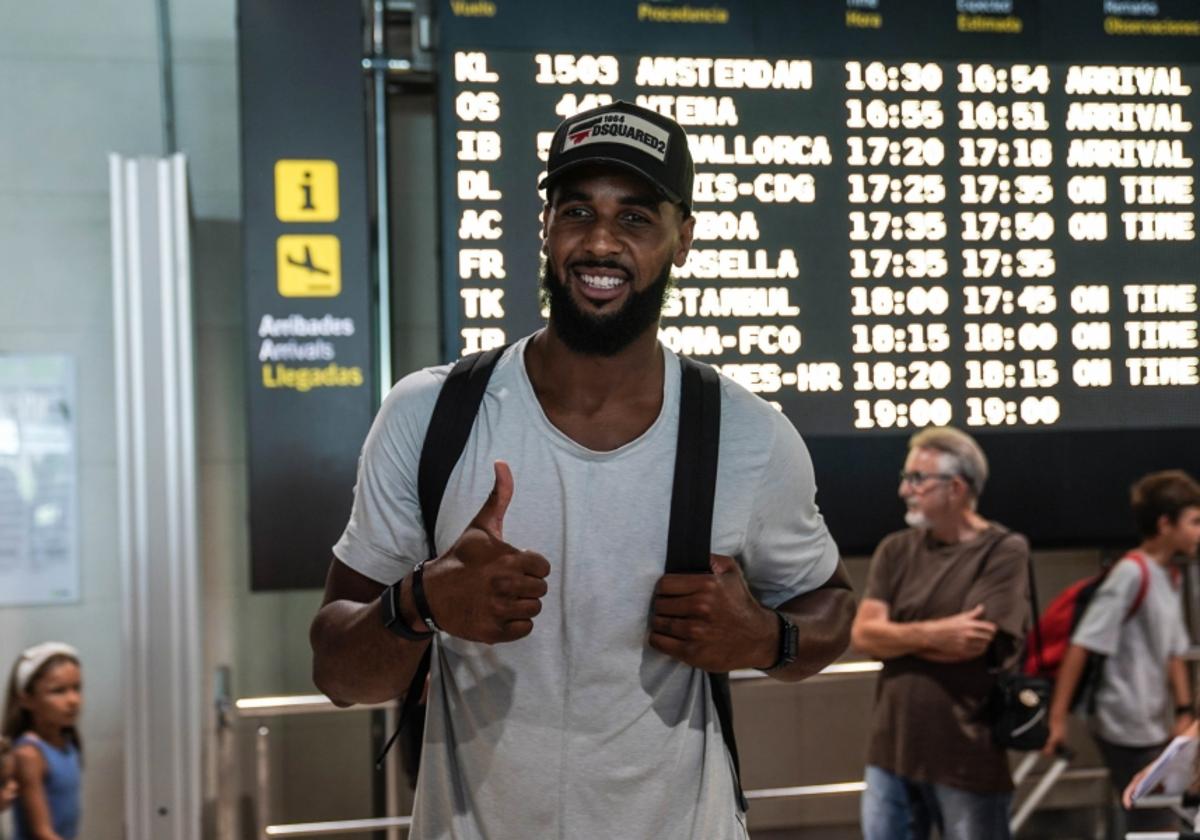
14 642 79 695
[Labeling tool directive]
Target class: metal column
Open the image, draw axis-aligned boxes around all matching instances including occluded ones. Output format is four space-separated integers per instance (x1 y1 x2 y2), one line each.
110 153 202 840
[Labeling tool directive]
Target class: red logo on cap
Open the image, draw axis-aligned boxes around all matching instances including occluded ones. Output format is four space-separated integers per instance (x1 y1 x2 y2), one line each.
568 129 592 145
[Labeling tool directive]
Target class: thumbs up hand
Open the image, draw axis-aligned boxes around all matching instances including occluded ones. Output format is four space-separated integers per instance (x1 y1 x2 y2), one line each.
422 461 551 644
649 553 779 672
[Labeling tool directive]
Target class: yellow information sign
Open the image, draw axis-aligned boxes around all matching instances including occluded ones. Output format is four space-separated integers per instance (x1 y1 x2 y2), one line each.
275 159 339 221
276 235 341 297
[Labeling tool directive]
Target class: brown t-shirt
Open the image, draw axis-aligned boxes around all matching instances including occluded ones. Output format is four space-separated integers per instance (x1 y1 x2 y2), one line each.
863 524 1031 793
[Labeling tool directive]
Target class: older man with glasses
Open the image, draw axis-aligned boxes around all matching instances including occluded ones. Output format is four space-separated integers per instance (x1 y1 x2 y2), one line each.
851 426 1032 840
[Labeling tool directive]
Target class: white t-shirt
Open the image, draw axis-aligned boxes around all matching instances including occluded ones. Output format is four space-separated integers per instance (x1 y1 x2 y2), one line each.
334 336 840 840
1071 554 1189 747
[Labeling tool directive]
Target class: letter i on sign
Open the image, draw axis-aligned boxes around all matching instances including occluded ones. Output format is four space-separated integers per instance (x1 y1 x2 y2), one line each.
275 160 339 222
301 172 315 210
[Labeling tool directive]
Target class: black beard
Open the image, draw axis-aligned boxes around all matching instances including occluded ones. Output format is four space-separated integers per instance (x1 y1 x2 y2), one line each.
540 259 673 357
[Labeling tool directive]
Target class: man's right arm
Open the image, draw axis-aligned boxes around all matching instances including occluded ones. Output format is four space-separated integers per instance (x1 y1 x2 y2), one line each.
1044 562 1142 754
310 460 550 707
1043 642 1091 755
310 560 431 707
851 598 997 662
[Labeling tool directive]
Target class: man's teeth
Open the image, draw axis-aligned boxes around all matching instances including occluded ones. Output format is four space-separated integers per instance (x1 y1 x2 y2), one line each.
579 273 624 290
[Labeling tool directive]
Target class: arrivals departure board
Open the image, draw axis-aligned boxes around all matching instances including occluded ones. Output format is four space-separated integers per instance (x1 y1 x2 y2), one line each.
434 0 1200 549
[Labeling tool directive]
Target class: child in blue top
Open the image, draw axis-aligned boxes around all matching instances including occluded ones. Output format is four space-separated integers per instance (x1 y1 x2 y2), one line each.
2 643 83 840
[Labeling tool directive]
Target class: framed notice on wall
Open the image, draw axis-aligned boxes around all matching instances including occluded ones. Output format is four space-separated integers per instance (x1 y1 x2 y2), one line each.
0 354 79 606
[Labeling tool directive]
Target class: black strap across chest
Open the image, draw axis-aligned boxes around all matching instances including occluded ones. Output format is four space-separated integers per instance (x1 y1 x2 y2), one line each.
668 357 746 812
970 528 1043 672
416 345 510 557
385 346 745 810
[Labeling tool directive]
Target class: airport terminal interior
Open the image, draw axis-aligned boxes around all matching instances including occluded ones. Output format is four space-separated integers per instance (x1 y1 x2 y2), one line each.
3 0 1200 838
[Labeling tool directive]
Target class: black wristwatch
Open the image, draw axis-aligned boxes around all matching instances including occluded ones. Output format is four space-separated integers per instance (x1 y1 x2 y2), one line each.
381 578 433 641
412 559 440 633
764 611 798 671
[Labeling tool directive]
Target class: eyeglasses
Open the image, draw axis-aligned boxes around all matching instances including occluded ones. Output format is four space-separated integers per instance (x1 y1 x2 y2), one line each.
899 470 958 487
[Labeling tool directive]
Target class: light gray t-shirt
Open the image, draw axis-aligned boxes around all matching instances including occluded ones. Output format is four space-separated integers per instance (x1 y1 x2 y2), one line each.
1071 554 1189 747
333 336 840 840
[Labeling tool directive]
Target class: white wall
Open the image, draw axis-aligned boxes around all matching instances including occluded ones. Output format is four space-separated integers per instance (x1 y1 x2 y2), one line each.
0 1 356 836
0 0 580 832
1 2 165 836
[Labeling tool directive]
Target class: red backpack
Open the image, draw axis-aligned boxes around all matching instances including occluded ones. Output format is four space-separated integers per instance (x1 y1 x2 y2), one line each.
1023 552 1150 679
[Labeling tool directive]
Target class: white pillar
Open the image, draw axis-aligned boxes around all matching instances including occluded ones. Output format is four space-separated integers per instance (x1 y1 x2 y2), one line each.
110 153 201 840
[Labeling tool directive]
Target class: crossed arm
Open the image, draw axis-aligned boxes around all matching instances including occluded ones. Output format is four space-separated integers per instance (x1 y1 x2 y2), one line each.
851 598 1000 664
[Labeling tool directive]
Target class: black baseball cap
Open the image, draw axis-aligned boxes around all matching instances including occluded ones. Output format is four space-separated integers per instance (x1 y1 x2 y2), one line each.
539 100 695 212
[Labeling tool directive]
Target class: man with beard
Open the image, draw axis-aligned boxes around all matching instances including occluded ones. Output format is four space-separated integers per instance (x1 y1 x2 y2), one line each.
851 426 1030 840
310 102 853 840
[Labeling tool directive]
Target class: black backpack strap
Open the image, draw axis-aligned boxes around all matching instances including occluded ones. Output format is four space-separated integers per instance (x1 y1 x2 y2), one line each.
973 529 1043 673
376 345 509 771
708 673 746 812
666 356 721 574
1024 549 1044 673
667 357 747 812
418 345 510 557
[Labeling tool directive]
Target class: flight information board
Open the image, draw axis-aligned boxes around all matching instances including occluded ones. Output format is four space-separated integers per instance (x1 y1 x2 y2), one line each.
434 0 1200 549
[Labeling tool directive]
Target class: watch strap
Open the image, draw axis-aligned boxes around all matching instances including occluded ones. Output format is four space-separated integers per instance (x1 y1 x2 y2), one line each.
412 560 440 633
381 581 433 641
764 611 798 671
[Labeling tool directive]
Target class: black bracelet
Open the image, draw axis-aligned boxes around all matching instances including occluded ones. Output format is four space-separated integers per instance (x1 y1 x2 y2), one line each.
1176 704 1194 716
412 559 440 633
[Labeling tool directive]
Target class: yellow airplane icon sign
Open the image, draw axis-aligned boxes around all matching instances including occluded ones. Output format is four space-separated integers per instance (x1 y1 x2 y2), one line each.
275 160 339 222
277 235 341 297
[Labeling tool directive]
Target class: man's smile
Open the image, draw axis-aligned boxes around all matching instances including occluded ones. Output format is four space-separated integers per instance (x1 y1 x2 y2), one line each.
570 263 631 305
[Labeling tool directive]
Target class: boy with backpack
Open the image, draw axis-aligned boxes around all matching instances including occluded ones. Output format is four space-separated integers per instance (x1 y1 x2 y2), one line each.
1043 469 1200 832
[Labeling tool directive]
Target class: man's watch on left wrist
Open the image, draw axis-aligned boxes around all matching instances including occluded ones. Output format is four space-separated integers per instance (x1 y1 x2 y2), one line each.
1176 703 1194 717
764 611 798 671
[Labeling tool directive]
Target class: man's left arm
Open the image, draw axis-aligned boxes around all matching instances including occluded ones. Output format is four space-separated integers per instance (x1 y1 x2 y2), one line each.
961 532 1032 664
649 406 852 680
765 560 855 681
649 554 854 682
